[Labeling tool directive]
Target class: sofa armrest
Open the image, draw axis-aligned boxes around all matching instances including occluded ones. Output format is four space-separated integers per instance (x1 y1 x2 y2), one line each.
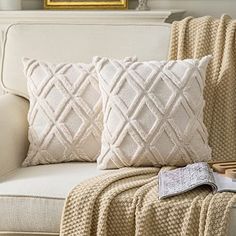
0 94 29 177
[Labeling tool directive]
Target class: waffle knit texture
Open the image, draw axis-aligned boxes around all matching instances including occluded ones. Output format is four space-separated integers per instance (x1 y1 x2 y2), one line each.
60 167 236 236
60 16 236 236
169 15 236 162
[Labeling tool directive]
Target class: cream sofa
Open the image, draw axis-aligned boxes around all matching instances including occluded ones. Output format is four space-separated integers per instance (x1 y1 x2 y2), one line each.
0 22 235 236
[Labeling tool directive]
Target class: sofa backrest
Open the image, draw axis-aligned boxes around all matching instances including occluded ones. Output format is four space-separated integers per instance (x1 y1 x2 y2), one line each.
1 23 171 99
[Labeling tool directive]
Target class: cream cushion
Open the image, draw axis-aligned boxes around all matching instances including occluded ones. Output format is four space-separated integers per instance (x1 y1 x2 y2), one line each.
2 23 171 98
0 163 236 235
95 56 212 169
0 163 110 233
22 58 102 166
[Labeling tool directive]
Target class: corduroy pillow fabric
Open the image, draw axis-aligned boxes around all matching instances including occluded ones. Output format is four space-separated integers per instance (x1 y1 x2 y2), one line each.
22 58 103 166
94 56 212 169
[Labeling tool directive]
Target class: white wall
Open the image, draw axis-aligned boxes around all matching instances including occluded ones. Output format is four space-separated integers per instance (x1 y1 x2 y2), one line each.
22 0 236 18
148 0 236 18
22 0 43 9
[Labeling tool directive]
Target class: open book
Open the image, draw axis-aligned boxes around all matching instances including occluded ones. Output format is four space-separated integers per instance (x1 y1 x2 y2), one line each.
159 162 236 199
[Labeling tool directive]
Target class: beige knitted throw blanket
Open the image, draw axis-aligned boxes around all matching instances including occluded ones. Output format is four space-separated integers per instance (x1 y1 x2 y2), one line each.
61 167 236 236
60 16 236 236
169 15 236 162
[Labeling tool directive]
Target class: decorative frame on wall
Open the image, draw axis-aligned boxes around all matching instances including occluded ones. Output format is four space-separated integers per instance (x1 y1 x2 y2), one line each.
44 0 127 9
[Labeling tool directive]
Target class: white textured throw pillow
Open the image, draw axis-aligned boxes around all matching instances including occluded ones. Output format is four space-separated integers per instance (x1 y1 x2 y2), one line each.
95 56 212 169
22 58 103 166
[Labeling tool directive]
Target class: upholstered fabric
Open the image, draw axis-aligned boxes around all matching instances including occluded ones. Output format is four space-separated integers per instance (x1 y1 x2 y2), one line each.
22 58 103 166
0 163 109 233
0 162 236 235
1 21 236 236
95 56 212 169
0 94 29 177
0 197 63 234
1 23 171 98
169 15 236 162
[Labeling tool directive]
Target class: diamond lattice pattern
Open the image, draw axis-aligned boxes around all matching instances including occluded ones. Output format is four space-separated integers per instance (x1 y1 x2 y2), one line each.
96 57 212 169
23 59 103 166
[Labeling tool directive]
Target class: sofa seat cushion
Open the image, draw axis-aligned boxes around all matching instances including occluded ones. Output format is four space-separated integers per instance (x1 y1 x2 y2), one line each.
0 163 236 236
0 163 111 234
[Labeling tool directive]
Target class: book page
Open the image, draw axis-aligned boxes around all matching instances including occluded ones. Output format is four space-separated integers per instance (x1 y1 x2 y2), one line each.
159 162 217 199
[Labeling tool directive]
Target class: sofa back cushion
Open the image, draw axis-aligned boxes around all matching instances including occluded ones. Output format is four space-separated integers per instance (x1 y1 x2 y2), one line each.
1 23 171 98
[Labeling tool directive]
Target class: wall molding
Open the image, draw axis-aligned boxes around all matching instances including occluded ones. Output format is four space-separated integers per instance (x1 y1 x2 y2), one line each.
0 10 185 25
